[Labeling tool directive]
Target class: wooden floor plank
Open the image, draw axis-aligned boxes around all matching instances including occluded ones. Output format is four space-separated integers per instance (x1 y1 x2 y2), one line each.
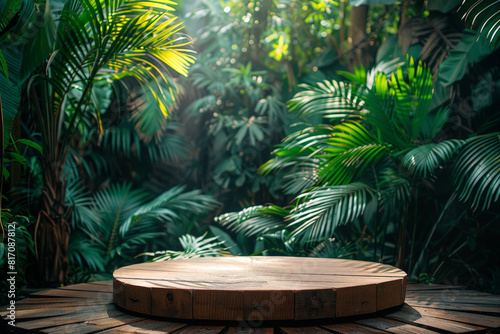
406 284 466 291
321 323 388 333
4 301 112 311
410 305 500 328
15 296 111 305
406 291 500 305
85 281 113 286
226 327 274 334
356 317 441 334
385 305 487 333
30 289 112 299
3 304 118 320
98 319 188 333
40 314 144 334
405 299 500 314
280 327 333 333
11 307 124 331
169 325 226 333
57 282 113 293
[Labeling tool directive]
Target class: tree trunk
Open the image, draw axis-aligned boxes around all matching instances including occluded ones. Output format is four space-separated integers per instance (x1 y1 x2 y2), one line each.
35 159 71 286
348 4 370 68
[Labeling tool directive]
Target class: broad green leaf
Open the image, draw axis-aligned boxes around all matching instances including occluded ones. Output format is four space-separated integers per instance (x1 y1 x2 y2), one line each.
209 225 242 255
0 49 8 82
0 47 23 148
16 138 42 153
437 30 493 86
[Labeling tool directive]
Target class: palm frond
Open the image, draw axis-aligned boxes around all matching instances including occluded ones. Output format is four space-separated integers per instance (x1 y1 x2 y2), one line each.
402 139 466 177
216 205 289 238
337 64 368 86
282 162 321 194
153 130 188 162
92 183 150 254
453 133 500 210
64 163 101 235
287 183 377 245
377 163 412 210
259 124 333 176
460 0 500 48
420 107 451 140
308 239 358 258
389 57 434 140
33 0 196 162
102 122 141 158
120 186 219 236
68 232 106 273
318 121 391 185
287 80 365 121
146 234 227 261
365 58 405 89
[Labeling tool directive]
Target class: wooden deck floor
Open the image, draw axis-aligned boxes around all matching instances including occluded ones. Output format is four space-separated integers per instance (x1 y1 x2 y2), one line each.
1 281 499 333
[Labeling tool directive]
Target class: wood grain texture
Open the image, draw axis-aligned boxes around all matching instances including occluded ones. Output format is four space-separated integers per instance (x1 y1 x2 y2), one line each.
113 257 407 321
193 290 244 320
1 281 500 333
294 288 335 321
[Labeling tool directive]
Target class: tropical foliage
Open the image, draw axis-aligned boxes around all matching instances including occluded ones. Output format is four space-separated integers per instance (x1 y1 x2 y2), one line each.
460 0 500 48
0 0 499 294
67 181 219 280
217 47 500 284
22 0 197 284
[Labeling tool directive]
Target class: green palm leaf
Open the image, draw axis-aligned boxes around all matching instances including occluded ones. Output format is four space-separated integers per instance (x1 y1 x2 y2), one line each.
120 186 219 237
378 165 412 207
65 166 101 235
287 183 377 245
389 57 434 140
68 233 106 273
0 47 22 147
453 133 500 210
145 234 227 261
259 124 333 176
460 0 500 48
283 162 321 194
216 205 289 238
402 139 466 177
30 0 196 162
287 80 365 121
318 121 391 185
92 183 150 254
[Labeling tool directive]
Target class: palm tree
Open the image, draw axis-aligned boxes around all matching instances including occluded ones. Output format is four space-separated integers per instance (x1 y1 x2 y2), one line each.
26 0 195 285
218 56 500 272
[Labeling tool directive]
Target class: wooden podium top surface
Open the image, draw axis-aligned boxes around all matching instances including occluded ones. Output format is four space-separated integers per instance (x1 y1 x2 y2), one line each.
113 256 407 321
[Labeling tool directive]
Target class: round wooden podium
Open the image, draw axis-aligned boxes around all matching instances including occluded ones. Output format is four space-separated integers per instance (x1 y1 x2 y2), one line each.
113 256 407 322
